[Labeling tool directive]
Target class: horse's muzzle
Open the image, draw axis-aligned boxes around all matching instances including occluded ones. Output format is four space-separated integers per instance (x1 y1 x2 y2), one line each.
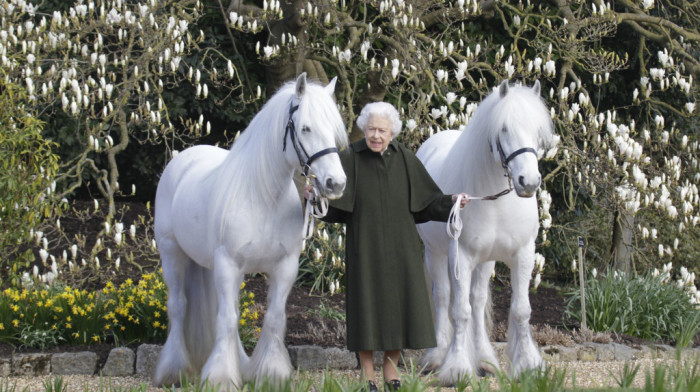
514 175 540 198
318 176 346 200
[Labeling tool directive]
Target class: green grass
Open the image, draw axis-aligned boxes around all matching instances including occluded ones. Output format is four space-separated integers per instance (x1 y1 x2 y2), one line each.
2 361 699 392
308 299 346 321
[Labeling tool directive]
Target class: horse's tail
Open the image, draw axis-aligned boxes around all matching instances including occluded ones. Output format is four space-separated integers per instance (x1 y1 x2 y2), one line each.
182 262 219 370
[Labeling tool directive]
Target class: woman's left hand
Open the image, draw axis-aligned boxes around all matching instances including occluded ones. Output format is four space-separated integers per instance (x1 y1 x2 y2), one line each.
452 193 470 208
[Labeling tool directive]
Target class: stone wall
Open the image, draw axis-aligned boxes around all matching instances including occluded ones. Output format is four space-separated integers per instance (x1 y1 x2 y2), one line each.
0 343 697 377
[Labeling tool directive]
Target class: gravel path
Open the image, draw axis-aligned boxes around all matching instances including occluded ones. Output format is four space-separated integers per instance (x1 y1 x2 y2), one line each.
1 357 693 391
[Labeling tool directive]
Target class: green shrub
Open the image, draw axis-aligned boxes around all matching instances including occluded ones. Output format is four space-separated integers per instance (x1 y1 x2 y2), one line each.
0 77 61 285
565 268 700 345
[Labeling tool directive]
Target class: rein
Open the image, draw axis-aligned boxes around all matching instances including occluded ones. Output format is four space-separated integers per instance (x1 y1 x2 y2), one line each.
446 137 538 280
283 103 338 239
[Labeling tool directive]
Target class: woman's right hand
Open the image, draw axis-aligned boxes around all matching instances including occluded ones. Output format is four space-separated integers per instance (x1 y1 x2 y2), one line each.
303 184 314 200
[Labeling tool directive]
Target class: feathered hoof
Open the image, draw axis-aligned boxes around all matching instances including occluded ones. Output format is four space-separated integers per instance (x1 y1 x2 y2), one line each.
153 350 194 387
477 364 497 377
511 356 546 379
245 357 293 385
201 377 240 392
477 355 500 376
420 348 447 373
153 364 193 388
437 363 477 387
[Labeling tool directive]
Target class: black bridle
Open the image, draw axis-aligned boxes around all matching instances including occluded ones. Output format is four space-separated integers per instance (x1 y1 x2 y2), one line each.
283 103 339 177
480 135 538 200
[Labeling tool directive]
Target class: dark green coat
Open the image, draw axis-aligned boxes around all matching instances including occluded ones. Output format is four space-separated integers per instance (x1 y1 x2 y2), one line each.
323 139 453 352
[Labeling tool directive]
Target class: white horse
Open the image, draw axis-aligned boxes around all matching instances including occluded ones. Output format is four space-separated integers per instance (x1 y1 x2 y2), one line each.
416 80 554 385
152 73 348 389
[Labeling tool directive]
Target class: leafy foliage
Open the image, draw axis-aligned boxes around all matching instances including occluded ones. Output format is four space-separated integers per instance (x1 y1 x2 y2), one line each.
565 268 700 345
297 222 346 294
0 77 61 285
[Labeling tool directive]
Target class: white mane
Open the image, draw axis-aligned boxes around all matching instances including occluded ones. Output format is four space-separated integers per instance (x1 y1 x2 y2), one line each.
439 83 553 194
208 79 348 243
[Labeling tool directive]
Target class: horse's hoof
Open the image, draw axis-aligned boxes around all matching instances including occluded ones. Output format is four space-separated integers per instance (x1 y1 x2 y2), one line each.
477 366 496 377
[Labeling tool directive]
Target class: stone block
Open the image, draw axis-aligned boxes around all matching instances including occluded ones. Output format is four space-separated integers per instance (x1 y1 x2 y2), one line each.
540 345 561 362
577 345 596 362
585 343 614 361
136 344 162 378
653 344 676 359
51 352 98 375
632 345 654 360
540 345 578 362
12 353 51 376
0 357 10 377
611 343 635 361
288 345 357 370
101 347 135 376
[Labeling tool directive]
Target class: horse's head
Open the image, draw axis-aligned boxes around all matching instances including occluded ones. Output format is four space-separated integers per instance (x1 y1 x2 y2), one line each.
491 80 553 198
286 73 348 199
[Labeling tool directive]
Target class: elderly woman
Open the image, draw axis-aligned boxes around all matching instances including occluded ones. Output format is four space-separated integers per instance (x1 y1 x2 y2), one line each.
312 102 468 391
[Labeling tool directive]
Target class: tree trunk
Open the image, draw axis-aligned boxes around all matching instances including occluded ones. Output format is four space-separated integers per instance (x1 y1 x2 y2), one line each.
611 210 634 273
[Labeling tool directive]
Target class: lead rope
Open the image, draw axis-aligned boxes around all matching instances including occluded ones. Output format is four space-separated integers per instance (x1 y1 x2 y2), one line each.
302 179 329 239
446 194 466 280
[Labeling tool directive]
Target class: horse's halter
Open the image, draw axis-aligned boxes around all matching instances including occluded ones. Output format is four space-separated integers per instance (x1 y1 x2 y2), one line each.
484 131 538 200
283 103 339 178
283 102 338 239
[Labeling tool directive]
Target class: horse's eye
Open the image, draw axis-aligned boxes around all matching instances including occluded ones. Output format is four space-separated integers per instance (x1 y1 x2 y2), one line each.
302 126 311 133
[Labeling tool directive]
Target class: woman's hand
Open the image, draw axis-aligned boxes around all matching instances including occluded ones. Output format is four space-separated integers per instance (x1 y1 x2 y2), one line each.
303 184 315 200
452 193 470 208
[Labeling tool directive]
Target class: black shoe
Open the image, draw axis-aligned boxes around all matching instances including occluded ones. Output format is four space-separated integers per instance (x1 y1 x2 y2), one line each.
365 380 378 392
385 379 401 391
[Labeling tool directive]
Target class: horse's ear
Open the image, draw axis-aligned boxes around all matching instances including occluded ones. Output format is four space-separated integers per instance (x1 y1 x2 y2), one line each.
325 76 338 96
499 80 509 98
532 80 541 96
295 72 307 98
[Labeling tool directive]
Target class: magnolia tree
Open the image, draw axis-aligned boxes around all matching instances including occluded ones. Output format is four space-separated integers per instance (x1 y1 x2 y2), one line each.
228 0 699 286
0 0 256 285
0 0 248 216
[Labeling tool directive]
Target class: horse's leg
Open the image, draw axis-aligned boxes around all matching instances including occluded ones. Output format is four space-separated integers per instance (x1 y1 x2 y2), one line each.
200 248 244 390
421 245 452 372
153 237 195 386
506 245 544 377
437 248 477 386
244 255 296 384
471 261 500 375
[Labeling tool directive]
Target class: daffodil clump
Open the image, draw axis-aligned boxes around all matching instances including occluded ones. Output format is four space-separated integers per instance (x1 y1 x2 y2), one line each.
238 282 261 350
0 271 261 349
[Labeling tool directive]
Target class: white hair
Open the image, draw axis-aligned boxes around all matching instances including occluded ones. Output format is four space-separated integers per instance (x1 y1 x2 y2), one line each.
356 102 402 137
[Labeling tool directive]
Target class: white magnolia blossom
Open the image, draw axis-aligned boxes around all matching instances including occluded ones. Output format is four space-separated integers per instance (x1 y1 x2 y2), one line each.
406 119 418 131
533 273 541 289
544 60 556 76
